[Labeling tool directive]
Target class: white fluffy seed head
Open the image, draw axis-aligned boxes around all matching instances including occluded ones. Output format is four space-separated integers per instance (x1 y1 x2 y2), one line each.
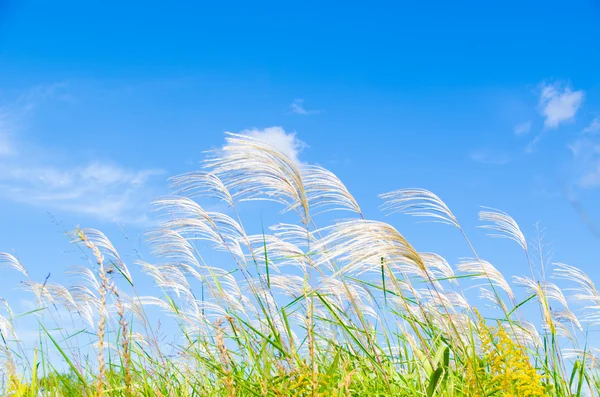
0 253 28 277
478 208 527 251
380 188 459 228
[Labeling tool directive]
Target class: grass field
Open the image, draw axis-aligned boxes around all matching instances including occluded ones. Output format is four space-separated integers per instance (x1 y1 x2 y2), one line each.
1 133 598 396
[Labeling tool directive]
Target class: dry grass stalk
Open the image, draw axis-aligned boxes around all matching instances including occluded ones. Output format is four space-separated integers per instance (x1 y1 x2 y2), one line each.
75 228 108 397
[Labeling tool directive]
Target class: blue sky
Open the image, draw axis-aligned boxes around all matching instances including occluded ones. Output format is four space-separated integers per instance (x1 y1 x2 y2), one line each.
1 0 600 322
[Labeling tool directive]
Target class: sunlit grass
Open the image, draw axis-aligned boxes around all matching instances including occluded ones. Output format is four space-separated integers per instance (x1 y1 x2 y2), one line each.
1 133 599 396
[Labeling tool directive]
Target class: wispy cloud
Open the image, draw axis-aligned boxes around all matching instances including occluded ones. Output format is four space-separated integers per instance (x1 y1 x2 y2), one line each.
538 81 584 129
514 120 532 136
290 99 320 115
0 111 13 156
525 81 584 153
470 149 511 165
583 116 600 135
0 83 71 158
0 84 165 224
0 162 164 223
238 126 307 165
524 134 542 154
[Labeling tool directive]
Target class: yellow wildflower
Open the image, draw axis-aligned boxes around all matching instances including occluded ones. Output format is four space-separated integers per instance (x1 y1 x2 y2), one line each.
463 310 547 396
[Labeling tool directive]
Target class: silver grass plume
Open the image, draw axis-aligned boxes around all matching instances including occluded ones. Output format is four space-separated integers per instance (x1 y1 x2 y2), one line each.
0 253 28 277
478 207 527 251
152 198 246 261
204 133 310 223
379 188 459 228
313 219 425 276
554 262 600 325
71 228 132 284
301 165 362 215
457 259 514 300
514 276 581 334
170 171 235 206
247 234 311 271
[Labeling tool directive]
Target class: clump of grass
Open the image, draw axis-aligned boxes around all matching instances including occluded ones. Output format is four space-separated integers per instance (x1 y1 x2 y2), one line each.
1 132 599 396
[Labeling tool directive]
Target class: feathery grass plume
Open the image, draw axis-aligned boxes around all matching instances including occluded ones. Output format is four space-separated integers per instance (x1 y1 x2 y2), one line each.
311 218 448 363
205 132 310 222
301 165 362 215
381 189 523 332
247 234 310 271
313 219 425 275
145 229 205 275
127 295 173 316
152 197 246 259
478 287 509 314
418 288 469 313
419 253 457 284
44 283 79 313
68 266 101 292
0 253 28 277
72 228 109 397
269 274 305 296
67 268 100 328
170 171 235 206
514 276 557 335
554 262 600 325
457 258 514 301
563 348 600 371
74 228 132 284
554 262 599 301
515 320 544 349
514 276 581 336
0 314 16 342
271 222 317 248
139 262 196 303
380 188 459 227
20 281 55 307
553 309 583 336
479 207 528 251
321 277 378 319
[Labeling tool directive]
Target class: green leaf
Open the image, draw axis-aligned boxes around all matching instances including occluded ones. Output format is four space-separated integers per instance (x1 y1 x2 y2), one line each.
261 223 270 289
427 367 444 397
326 348 342 378
39 322 87 386
443 347 450 368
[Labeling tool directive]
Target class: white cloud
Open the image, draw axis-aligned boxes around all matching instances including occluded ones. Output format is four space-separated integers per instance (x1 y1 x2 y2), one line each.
580 165 600 187
524 134 543 153
0 162 165 223
514 120 532 136
0 84 165 224
470 149 511 165
538 82 584 129
0 83 70 158
290 99 320 115
583 117 600 134
241 126 307 165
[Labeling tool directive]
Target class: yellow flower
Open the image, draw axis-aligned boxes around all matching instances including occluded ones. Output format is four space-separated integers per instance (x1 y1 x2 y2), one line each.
6 374 28 397
463 310 547 396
